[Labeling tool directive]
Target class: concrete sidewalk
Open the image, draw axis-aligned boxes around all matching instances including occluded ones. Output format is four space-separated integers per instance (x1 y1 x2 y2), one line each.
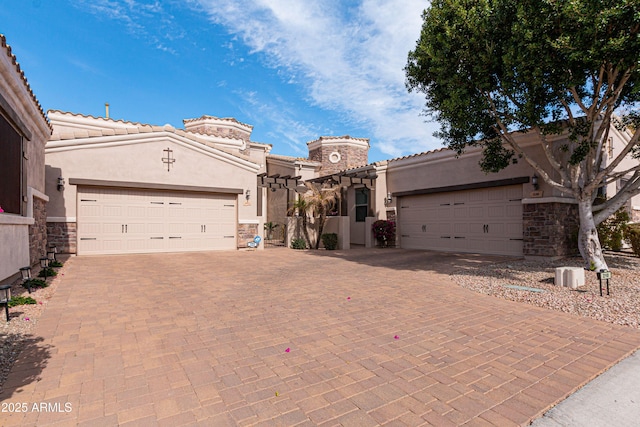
532 350 640 426
2 248 639 426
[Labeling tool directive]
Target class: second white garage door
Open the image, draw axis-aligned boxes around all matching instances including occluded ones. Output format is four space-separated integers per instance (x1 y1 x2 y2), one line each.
77 187 237 255
398 185 523 256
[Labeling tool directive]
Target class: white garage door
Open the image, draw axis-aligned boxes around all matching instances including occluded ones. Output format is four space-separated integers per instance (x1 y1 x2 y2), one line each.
77 187 237 255
398 185 523 256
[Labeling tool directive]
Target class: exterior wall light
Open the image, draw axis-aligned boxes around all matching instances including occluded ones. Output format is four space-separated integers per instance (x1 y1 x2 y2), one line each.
384 192 393 205
245 189 251 200
531 174 539 190
57 177 65 191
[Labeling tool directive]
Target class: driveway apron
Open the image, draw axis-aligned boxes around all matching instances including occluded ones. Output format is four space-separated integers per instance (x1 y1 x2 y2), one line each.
2 248 640 426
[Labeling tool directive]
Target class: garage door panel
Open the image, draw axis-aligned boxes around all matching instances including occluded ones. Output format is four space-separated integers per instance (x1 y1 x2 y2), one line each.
77 187 237 255
399 185 523 256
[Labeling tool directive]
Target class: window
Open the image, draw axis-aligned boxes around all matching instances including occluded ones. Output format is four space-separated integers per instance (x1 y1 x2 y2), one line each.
0 112 23 214
355 188 369 222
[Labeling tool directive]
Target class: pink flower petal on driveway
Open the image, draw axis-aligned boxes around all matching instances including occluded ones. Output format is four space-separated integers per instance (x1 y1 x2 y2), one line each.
285 347 290 353
394 335 399 340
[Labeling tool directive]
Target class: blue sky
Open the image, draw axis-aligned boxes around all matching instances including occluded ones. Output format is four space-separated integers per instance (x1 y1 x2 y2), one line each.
0 0 439 162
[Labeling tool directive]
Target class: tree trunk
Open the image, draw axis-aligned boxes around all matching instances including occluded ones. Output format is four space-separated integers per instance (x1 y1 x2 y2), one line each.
301 215 312 249
577 199 609 271
315 214 326 249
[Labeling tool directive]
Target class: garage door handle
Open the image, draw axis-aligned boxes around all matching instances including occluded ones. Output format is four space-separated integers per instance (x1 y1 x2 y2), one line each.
224 235 234 238
80 238 97 240
150 237 164 239
169 236 182 239
454 236 465 239
224 204 235 207
440 236 451 239
510 238 524 241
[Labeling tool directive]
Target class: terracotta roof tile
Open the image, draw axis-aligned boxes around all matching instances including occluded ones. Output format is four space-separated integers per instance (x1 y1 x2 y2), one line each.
0 34 51 131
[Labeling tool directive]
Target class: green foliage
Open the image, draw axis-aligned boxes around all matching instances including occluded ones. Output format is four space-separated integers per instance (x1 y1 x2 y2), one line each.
49 260 64 268
596 206 630 251
8 295 37 307
321 233 338 250
22 278 48 290
627 224 640 258
38 267 57 278
263 222 280 240
290 238 307 250
406 0 640 171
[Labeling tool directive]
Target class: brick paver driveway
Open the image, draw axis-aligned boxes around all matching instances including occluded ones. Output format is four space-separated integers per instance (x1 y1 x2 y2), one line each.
3 248 640 426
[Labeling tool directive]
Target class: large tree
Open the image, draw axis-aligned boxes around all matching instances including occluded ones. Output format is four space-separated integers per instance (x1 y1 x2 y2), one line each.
406 0 640 270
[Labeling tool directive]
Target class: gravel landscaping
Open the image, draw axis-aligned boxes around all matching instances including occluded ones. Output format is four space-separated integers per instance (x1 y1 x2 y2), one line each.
0 259 68 392
450 251 640 328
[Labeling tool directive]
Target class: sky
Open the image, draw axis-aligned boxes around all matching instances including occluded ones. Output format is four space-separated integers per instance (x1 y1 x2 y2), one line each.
0 0 440 163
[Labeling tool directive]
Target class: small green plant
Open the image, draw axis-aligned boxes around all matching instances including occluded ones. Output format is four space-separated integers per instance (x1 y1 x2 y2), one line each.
22 278 48 290
8 295 37 307
321 233 338 250
291 238 307 250
49 260 64 268
263 222 280 240
38 267 57 278
627 224 640 258
596 205 630 251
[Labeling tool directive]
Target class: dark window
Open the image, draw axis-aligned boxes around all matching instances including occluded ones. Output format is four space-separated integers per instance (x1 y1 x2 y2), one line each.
0 112 22 215
355 188 369 222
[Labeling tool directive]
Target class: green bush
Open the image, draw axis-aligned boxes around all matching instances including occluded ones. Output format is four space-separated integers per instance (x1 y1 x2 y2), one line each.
291 238 307 250
321 233 338 250
38 267 57 278
627 224 640 257
49 260 64 268
596 201 630 251
8 295 37 307
22 278 48 290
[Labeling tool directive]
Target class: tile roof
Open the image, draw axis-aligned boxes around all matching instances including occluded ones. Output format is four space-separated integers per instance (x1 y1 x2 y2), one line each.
47 110 252 162
183 115 254 130
0 34 51 131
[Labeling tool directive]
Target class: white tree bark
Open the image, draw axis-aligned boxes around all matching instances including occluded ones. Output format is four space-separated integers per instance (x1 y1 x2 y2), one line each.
577 198 609 271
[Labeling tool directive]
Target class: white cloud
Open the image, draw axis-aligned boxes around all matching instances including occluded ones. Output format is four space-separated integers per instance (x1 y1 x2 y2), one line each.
195 0 441 159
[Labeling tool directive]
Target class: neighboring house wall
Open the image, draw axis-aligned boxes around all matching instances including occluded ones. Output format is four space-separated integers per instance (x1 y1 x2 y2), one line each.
0 35 51 283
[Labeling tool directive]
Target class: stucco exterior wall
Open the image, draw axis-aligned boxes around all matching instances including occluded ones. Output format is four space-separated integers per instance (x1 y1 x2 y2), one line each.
45 136 258 221
0 36 51 283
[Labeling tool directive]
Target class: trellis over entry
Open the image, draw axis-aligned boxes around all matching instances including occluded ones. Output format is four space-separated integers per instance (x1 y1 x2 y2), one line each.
307 170 377 188
257 173 305 192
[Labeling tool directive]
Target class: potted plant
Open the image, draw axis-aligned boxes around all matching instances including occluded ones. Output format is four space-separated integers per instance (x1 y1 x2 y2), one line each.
372 220 396 247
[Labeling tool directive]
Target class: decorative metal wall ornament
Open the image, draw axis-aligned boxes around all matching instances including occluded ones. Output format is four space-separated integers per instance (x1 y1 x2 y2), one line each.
162 148 175 171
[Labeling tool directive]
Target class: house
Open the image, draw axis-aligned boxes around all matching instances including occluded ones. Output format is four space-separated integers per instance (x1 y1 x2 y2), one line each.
266 122 639 259
45 112 269 255
0 35 52 285
41 100 638 259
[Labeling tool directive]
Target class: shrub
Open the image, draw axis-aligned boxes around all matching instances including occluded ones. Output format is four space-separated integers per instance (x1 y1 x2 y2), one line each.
8 295 37 307
596 206 630 251
22 278 48 290
49 260 64 268
321 233 338 250
372 220 396 246
291 238 307 250
627 224 640 257
38 267 57 278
